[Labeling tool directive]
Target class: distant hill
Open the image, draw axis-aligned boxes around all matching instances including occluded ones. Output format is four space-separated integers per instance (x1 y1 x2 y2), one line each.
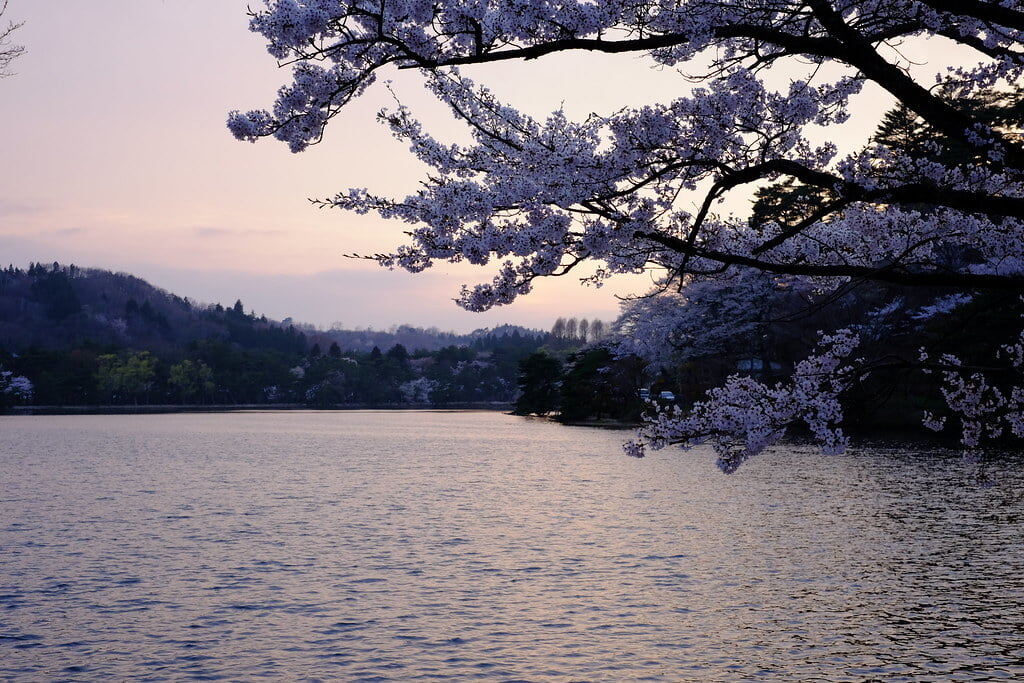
0 262 546 355
0 262 306 356
0 263 561 409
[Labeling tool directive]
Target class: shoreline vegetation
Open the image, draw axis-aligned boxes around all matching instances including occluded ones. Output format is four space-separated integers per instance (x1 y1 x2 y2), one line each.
3 264 1018 446
1 264 608 417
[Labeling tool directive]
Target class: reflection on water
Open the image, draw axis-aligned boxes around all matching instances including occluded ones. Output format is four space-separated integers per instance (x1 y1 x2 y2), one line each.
1 411 1023 681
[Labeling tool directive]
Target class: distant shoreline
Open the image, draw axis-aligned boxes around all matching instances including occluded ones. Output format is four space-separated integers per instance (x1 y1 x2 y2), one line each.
6 402 513 416
1 406 986 449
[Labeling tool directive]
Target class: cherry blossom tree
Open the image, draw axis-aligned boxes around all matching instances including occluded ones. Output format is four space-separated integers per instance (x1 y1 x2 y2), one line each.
613 269 789 371
230 0 1024 469
1 367 33 406
0 1 24 78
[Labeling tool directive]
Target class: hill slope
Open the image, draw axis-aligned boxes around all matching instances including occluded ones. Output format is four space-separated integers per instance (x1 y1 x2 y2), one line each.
0 262 550 408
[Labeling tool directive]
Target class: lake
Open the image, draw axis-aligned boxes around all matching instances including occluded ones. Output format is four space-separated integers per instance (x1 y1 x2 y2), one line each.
1 410 1023 681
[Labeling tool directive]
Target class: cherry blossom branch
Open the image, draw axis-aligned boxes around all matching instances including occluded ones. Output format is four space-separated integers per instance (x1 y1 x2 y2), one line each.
634 229 1024 292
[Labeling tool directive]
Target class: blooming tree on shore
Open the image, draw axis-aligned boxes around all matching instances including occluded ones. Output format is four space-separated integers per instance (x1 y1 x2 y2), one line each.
1 367 32 405
230 0 1024 469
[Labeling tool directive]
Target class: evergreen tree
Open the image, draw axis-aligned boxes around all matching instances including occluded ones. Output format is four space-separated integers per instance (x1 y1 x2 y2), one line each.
513 351 563 416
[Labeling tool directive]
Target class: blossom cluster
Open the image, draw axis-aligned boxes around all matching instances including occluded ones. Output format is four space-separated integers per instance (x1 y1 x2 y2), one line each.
1 369 33 402
920 325 1024 445
625 329 860 473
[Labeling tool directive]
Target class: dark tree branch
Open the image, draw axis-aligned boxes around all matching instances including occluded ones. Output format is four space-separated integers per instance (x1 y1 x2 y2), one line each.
919 0 1024 32
806 0 1024 166
635 229 1024 292
0 0 25 77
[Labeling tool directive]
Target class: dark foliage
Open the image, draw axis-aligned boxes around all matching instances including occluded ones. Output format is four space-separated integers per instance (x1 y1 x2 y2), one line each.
0 263 550 409
513 352 562 416
558 348 645 424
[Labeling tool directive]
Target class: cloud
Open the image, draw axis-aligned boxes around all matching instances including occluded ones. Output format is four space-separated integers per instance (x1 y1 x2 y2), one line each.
0 200 48 218
191 226 289 238
192 227 234 238
47 226 90 237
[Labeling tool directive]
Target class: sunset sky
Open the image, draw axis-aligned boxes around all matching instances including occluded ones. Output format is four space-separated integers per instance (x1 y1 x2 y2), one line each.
1 1 952 333
0 1 661 332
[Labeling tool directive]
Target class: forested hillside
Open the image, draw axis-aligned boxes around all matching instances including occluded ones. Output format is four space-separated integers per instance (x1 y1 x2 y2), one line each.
0 262 299 354
0 263 551 409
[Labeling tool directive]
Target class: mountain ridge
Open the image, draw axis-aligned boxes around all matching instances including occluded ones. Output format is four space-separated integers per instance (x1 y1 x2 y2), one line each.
0 261 545 355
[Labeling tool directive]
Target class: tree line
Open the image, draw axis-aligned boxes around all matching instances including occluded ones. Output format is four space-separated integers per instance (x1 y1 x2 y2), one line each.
516 263 1021 437
0 263 559 410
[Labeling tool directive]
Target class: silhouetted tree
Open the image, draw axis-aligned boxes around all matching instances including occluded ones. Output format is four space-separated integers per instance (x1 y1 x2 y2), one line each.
30 269 81 321
386 343 409 364
578 319 590 345
564 317 578 343
558 348 645 424
513 352 562 416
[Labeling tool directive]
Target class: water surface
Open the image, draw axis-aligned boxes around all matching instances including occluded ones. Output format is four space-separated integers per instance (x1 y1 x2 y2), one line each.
2 411 1023 681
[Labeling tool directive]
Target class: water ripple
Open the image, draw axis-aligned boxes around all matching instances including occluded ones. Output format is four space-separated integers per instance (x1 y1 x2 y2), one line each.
2 411 1023 681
